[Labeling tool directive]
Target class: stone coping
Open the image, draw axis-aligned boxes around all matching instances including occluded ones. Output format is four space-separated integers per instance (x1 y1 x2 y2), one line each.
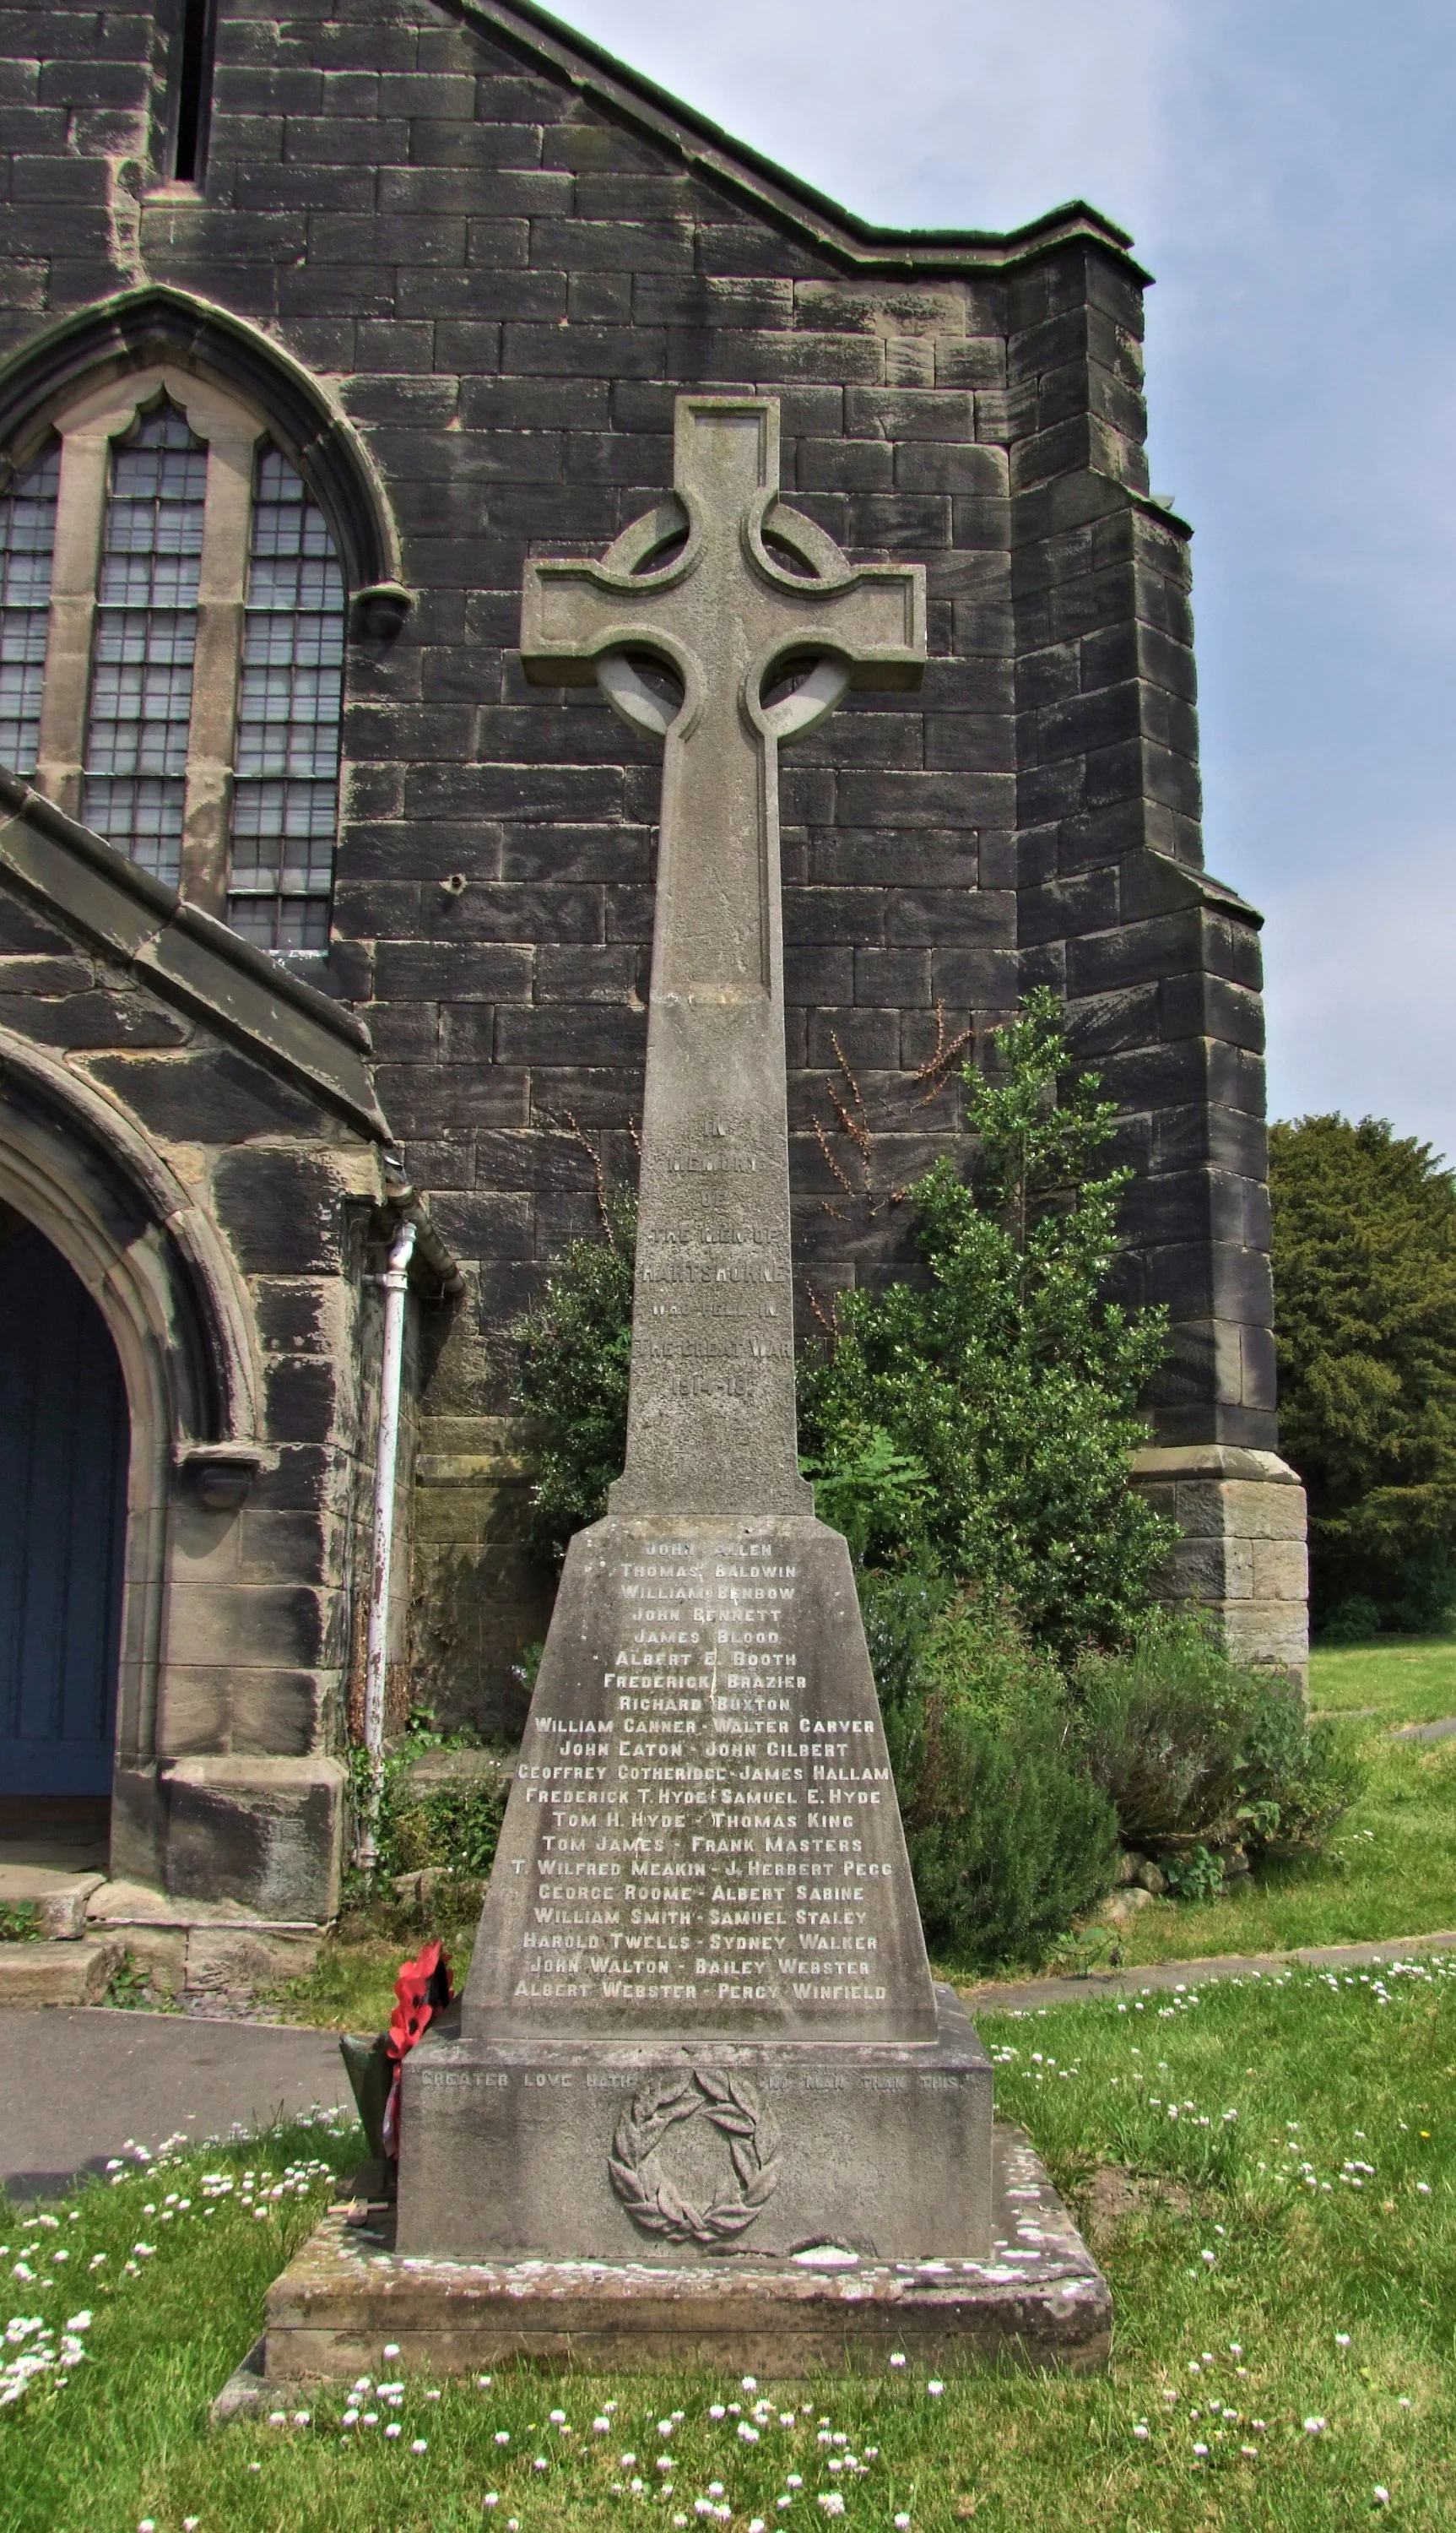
218 2124 1107 2395
1129 1445 1302 1483
0 772 389 1143
458 2 1146 280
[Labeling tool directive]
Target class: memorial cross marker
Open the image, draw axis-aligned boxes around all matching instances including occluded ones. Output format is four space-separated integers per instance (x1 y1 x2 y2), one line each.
398 396 994 2265
521 393 923 1516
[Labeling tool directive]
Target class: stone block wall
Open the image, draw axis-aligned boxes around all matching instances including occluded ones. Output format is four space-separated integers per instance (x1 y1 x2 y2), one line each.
409 1413 550 1738
1131 1446 1309 1684
0 786 395 1909
0 0 1305 1715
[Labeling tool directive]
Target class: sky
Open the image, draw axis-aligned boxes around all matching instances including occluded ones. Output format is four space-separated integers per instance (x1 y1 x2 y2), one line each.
550 0 1456 1158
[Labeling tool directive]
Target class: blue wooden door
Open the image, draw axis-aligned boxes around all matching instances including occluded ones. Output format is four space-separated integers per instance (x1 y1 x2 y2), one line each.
0 1221 128 1795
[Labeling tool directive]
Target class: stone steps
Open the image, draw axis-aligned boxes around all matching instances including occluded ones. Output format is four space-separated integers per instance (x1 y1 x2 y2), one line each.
0 1867 104 1939
0 1863 322 2004
0 1937 122 2005
82 1882 323 1999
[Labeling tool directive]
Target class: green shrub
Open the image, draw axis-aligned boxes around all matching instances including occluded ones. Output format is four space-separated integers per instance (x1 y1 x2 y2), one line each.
865 1576 1119 1966
798 993 1174 1655
894 1703 1121 1968
513 1186 636 1569
1070 1618 1362 1858
1319 1594 1384 1644
1237 1684 1365 1852
799 1428 931 1567
385 1768 506 1879
858 1563 954 1709
345 1716 509 1902
1069 1619 1252 1847
1161 1844 1226 1903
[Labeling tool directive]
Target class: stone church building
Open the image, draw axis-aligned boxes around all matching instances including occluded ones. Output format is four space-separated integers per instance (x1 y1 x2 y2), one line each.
0 0 1306 1941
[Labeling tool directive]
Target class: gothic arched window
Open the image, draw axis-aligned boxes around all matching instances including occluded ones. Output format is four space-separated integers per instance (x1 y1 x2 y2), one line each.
84 401 206 883
3 365 346 952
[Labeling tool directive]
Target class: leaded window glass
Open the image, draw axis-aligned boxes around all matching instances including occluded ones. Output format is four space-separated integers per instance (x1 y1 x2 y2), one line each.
14 370 349 950
226 447 344 952
0 440 59 777
83 403 205 887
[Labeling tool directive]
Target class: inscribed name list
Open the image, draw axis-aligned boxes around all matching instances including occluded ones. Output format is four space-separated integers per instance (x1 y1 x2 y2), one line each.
463 1520 938 2044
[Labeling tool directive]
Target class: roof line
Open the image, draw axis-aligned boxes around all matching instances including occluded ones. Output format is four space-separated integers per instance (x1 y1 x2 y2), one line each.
0 768 394 1145
456 0 1153 282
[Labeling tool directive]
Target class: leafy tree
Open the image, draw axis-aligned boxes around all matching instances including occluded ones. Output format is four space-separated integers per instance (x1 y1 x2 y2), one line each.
798 992 1174 1655
514 998 1172 1657
1269 1115 1456 1630
512 1186 636 1569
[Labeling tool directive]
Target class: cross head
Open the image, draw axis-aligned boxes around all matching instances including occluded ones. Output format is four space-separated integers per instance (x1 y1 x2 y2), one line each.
520 394 926 1515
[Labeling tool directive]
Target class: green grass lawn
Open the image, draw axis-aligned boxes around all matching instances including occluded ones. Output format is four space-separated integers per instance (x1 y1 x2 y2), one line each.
1310 1631 1456 1727
268 1935 432 2035
4 1964 1453 2530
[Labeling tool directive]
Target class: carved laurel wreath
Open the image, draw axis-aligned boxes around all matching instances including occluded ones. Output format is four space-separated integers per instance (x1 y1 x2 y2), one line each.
608 2070 782 2244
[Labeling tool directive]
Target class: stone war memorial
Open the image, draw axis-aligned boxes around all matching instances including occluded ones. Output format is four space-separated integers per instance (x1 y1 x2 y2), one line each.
247 389 1112 2380
409 393 986 2251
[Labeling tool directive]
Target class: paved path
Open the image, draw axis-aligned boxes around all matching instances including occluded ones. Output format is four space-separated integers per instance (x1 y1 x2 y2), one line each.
962 1928 1456 2017
1389 1716 1456 1742
1 2009 352 2200
11 1934 1456 2202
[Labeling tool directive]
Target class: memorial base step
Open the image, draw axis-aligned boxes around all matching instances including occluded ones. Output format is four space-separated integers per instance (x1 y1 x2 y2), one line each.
398 1987 993 2265
217 2124 1110 2400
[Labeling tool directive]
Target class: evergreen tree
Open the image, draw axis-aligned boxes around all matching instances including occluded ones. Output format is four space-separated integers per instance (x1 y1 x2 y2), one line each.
1269 1114 1456 1630
797 992 1173 1656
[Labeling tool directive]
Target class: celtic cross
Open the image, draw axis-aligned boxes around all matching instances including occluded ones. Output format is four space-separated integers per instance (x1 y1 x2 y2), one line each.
521 394 925 1516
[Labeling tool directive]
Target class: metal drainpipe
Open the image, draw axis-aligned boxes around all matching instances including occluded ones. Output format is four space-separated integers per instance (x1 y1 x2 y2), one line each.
357 1216 417 1876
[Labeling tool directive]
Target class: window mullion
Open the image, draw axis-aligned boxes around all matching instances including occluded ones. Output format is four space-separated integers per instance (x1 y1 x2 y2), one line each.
179 426 255 914
32 426 109 816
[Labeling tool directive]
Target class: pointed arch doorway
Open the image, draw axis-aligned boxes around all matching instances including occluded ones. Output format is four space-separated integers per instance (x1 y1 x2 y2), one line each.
0 1203 128 1830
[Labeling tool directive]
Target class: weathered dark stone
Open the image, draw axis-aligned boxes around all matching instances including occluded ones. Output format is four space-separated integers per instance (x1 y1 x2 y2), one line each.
0 0 1302 1892
163 1758 346 1921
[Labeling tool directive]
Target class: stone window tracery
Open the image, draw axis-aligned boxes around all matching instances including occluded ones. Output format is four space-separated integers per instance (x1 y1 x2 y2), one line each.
5 363 346 949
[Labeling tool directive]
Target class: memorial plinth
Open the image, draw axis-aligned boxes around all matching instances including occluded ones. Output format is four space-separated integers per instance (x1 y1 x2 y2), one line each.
398 1511 991 2262
387 396 1107 2356
226 2128 1110 2402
